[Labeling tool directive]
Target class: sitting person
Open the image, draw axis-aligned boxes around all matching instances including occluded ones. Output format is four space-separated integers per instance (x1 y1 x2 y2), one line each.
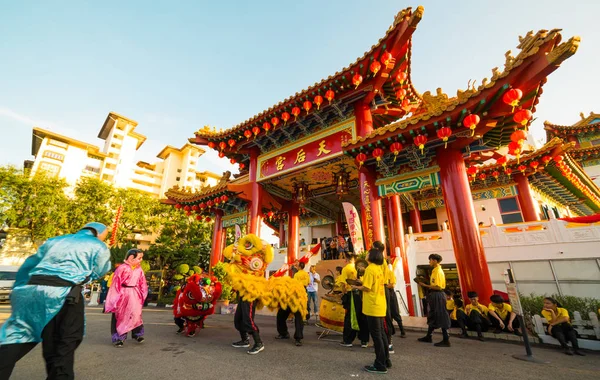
450 299 467 332
462 291 490 341
445 290 455 314
542 297 585 356
488 295 520 335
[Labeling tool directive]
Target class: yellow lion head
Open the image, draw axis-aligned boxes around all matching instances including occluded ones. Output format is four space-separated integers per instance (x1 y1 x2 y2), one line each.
222 234 274 277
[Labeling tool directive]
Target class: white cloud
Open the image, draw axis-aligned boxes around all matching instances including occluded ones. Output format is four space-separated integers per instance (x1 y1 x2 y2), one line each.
0 106 57 129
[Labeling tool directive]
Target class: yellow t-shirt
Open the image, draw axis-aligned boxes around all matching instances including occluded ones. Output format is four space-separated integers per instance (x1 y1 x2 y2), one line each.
450 306 464 321
335 263 357 291
384 265 396 286
466 303 489 317
541 307 570 324
430 265 446 290
488 303 513 320
446 299 455 311
293 270 310 287
361 263 387 317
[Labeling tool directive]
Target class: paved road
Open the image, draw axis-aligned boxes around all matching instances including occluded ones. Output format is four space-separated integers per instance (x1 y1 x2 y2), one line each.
1 305 599 380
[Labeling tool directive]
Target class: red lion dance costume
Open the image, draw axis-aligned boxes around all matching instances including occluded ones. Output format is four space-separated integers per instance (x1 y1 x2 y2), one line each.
173 274 222 337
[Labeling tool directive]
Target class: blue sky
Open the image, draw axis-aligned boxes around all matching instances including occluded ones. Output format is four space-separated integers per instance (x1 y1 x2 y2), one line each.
1 0 599 174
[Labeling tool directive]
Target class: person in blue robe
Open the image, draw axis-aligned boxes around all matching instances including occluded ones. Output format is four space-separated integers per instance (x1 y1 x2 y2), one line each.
0 222 111 380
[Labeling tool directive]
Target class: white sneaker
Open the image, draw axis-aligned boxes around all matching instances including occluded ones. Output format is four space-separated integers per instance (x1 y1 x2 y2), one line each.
389 344 395 354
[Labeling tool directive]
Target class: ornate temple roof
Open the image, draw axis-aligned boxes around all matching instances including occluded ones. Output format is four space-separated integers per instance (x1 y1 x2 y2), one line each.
544 112 600 139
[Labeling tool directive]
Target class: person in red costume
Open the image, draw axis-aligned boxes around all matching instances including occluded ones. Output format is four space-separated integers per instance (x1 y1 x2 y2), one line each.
173 274 222 337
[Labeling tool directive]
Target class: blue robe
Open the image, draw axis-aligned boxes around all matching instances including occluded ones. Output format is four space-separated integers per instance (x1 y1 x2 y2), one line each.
0 230 111 345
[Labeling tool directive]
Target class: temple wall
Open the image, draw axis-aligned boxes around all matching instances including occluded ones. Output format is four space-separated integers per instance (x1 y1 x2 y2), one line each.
434 198 503 228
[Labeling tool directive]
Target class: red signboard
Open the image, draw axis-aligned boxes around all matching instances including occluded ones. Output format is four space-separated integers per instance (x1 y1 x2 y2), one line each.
257 121 354 180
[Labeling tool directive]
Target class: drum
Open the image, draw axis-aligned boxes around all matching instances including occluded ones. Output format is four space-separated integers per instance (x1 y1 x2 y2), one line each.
319 294 345 332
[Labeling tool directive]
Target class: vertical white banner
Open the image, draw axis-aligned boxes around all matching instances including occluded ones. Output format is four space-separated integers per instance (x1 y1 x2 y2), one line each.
342 202 365 254
235 224 242 241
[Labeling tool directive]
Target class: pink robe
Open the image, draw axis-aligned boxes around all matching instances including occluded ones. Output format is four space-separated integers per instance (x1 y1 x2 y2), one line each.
104 264 148 336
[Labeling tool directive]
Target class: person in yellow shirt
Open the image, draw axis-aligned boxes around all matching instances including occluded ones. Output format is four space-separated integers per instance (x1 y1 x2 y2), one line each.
416 254 451 347
276 262 308 346
463 291 490 341
445 290 455 313
351 248 390 374
338 254 369 348
542 297 584 356
488 295 520 335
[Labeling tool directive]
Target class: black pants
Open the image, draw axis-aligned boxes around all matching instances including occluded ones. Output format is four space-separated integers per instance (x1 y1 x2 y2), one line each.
458 309 489 334
550 322 579 350
234 300 262 344
490 313 519 332
367 316 390 371
342 291 369 344
384 288 395 340
111 313 144 343
387 288 404 334
421 298 428 316
0 300 85 380
276 308 304 341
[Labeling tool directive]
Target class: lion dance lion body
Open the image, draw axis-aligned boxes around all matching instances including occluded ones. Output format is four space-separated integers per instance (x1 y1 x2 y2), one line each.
173 274 222 337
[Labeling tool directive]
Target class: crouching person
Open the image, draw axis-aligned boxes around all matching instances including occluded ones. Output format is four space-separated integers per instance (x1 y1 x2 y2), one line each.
488 295 520 335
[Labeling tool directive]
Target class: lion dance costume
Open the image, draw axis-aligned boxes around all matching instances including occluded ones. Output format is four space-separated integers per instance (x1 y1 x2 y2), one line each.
223 234 308 354
173 274 222 337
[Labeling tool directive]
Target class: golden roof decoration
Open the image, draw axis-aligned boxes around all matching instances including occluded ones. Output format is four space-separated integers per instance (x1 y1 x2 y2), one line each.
164 171 232 202
545 112 600 130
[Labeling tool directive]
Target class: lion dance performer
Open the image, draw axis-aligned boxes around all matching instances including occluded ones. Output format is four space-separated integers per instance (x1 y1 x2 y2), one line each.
222 234 308 355
173 274 222 337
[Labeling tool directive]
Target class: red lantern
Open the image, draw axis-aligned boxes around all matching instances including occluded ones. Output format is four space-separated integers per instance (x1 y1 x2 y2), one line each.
513 109 533 127
183 205 190 212
356 152 367 168
207 141 216 150
303 100 312 114
518 164 527 173
352 73 363 88
292 107 301 120
437 127 452 148
196 215 202 221
244 130 252 140
414 135 428 155
502 88 523 111
175 203 182 209
511 129 527 144
380 51 393 66
205 217 211 223
207 200 214 207
505 167 513 176
192 205 198 211
325 89 335 103
239 163 246 170
372 148 384 165
213 197 221 206
199 202 206 210
463 114 480 137
370 61 381 75
395 71 407 84
219 141 227 151
554 155 564 163
228 139 236 148
396 88 406 100
467 165 478 178
401 98 411 110
542 155 552 165
267 211 274 221
262 122 271 134
479 173 487 181
390 142 403 162
314 95 323 110
281 112 291 125
252 126 261 138
271 117 280 128
218 151 225 158
530 161 539 170
186 211 191 216
230 158 236 165
492 170 500 181
221 195 229 203
497 155 508 167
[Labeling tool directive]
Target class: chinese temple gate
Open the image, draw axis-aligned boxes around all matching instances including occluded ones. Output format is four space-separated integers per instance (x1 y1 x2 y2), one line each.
164 5 591 311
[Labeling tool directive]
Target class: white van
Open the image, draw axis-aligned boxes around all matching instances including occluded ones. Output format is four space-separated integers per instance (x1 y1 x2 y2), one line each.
0 266 19 302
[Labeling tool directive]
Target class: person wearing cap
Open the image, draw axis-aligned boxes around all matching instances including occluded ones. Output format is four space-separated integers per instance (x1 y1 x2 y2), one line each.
464 291 490 341
416 253 451 347
104 248 148 347
0 222 111 380
488 295 520 335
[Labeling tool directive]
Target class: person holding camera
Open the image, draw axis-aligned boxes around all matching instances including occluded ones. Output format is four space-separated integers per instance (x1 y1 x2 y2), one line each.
0 222 111 380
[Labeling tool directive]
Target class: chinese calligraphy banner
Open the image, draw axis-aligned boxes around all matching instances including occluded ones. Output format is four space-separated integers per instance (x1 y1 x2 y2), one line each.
342 202 365 254
257 118 355 181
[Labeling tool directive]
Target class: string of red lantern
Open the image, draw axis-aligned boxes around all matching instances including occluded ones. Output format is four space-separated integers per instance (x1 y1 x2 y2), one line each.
414 135 427 155
437 127 452 148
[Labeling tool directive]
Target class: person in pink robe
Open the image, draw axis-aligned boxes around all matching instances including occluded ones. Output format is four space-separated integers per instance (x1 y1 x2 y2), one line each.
104 249 148 347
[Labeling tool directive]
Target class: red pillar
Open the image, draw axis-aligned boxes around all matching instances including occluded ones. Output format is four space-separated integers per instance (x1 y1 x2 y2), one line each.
514 174 540 222
355 103 374 137
359 168 385 250
409 208 422 233
385 195 415 316
437 148 494 304
288 201 300 268
279 222 286 247
248 149 262 236
210 210 224 269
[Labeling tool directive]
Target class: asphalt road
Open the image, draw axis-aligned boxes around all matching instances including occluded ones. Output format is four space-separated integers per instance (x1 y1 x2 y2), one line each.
1 305 599 380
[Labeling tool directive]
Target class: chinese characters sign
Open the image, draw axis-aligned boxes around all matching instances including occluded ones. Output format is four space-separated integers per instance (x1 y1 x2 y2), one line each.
342 202 365 254
257 119 355 181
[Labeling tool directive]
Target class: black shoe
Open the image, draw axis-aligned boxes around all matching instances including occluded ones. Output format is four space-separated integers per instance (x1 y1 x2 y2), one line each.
339 342 353 347
295 340 302 346
364 365 388 374
400 331 406 338
564 347 574 356
574 350 586 356
494 328 503 334
417 336 432 343
247 343 265 355
232 340 250 348
275 334 290 340
361 342 369 348
114 341 124 348
136 337 145 343
477 335 485 342
458 332 469 339
434 340 451 347
388 344 394 354
385 359 392 369
176 327 184 334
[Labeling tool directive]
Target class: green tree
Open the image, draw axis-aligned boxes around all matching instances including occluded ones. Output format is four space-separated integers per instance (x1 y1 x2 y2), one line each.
0 166 69 243
67 177 115 231
109 188 162 247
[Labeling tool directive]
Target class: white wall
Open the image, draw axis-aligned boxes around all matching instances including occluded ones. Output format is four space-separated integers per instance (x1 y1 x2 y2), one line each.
435 198 503 227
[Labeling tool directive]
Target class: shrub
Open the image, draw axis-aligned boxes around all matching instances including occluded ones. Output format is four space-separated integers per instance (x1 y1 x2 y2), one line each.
192 266 202 274
172 274 184 281
520 293 600 321
176 264 190 275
